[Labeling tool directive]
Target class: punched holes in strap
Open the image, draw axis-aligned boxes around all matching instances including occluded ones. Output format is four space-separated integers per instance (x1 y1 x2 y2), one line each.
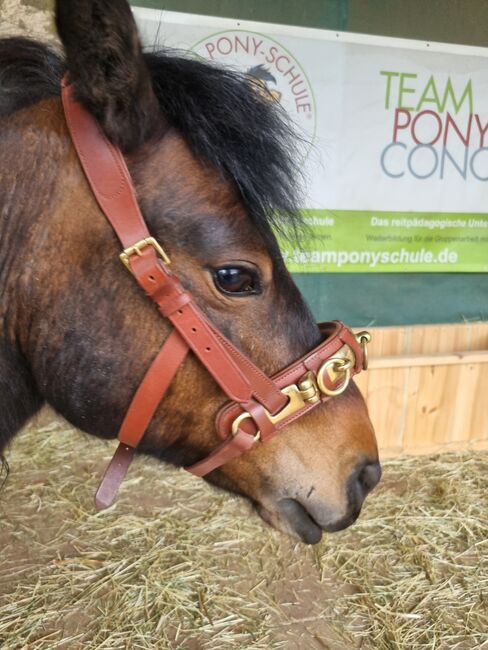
127 249 192 317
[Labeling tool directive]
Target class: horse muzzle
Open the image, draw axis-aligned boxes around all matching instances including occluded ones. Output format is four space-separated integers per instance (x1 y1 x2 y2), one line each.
260 459 382 544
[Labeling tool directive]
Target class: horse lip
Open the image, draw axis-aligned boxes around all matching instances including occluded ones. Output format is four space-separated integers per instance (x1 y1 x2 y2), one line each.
323 508 362 532
278 498 323 545
278 498 362 542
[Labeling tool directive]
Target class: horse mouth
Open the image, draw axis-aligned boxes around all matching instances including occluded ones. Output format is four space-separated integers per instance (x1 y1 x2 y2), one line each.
259 498 362 545
278 498 324 544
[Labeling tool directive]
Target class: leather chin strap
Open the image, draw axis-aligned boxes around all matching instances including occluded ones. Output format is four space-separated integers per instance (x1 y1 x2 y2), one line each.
60 79 370 510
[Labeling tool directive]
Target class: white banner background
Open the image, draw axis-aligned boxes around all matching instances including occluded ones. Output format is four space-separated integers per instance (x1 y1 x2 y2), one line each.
133 8 488 272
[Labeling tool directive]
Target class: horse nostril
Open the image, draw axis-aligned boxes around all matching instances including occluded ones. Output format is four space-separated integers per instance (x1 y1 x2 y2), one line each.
357 461 382 497
348 460 382 509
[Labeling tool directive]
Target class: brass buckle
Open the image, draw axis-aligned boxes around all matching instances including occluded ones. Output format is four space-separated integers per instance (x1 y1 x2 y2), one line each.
355 331 371 370
120 237 171 272
231 372 321 440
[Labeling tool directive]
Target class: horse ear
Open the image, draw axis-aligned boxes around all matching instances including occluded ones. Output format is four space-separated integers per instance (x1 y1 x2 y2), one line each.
55 0 162 152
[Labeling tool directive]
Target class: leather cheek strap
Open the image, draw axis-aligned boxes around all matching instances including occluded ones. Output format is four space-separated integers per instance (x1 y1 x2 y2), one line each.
61 79 150 248
62 79 287 412
126 251 289 411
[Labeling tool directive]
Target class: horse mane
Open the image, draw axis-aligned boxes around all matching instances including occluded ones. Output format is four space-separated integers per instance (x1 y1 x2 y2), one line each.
0 38 63 116
0 455 9 492
0 37 305 242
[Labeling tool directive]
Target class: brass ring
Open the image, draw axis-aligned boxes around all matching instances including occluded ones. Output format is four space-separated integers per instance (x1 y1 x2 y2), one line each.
334 358 353 371
355 331 371 370
231 412 261 441
317 358 351 396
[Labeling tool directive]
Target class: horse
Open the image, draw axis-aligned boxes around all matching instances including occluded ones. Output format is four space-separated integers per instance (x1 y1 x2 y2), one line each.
0 0 380 545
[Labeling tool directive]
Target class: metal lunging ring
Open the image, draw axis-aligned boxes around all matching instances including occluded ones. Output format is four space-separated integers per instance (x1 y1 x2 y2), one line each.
355 331 372 370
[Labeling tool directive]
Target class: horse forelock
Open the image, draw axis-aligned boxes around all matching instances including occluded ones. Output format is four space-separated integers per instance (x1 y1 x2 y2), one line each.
144 51 307 246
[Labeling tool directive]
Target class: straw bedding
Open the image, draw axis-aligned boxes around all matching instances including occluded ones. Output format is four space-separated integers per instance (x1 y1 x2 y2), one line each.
0 417 486 649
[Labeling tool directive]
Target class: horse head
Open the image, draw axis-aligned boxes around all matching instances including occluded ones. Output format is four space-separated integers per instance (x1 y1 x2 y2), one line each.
0 0 380 544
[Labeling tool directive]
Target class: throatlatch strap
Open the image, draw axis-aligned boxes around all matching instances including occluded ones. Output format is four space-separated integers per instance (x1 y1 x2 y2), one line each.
117 331 189 448
95 330 189 508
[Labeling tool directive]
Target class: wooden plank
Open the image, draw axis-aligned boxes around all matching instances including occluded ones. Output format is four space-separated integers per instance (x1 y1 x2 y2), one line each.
374 326 408 356
408 323 473 355
468 322 488 351
353 322 488 455
369 351 488 369
449 363 482 443
470 362 488 441
401 364 459 450
366 367 408 452
383 439 488 457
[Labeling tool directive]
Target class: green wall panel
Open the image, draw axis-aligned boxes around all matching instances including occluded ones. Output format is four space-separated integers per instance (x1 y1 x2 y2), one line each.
347 0 488 48
132 0 348 30
131 0 488 325
294 273 487 327
132 0 488 46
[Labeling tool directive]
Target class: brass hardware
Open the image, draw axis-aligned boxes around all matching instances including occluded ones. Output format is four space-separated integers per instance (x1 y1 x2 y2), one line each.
120 237 171 271
231 413 262 441
231 373 322 439
266 383 318 425
230 347 362 437
297 371 321 405
316 357 352 396
355 331 371 370
231 412 248 435
335 357 354 371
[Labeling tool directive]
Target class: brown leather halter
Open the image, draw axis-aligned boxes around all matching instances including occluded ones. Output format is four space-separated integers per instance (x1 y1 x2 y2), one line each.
60 78 371 510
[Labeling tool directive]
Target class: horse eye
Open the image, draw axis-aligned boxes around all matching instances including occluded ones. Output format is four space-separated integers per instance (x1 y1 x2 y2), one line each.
213 266 260 296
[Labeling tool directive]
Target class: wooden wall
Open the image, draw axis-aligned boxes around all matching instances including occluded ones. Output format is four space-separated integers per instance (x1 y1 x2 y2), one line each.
355 322 488 456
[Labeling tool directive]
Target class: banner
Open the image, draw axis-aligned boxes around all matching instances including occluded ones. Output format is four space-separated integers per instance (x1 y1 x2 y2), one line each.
134 8 488 272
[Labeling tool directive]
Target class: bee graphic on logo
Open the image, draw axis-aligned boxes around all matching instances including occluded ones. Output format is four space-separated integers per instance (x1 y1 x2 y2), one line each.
247 64 282 103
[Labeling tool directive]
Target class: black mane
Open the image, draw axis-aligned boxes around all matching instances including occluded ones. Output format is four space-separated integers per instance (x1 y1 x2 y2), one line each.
0 38 63 116
0 37 304 240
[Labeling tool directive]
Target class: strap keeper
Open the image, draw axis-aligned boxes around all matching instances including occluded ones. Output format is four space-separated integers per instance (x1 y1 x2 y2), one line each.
157 290 192 317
